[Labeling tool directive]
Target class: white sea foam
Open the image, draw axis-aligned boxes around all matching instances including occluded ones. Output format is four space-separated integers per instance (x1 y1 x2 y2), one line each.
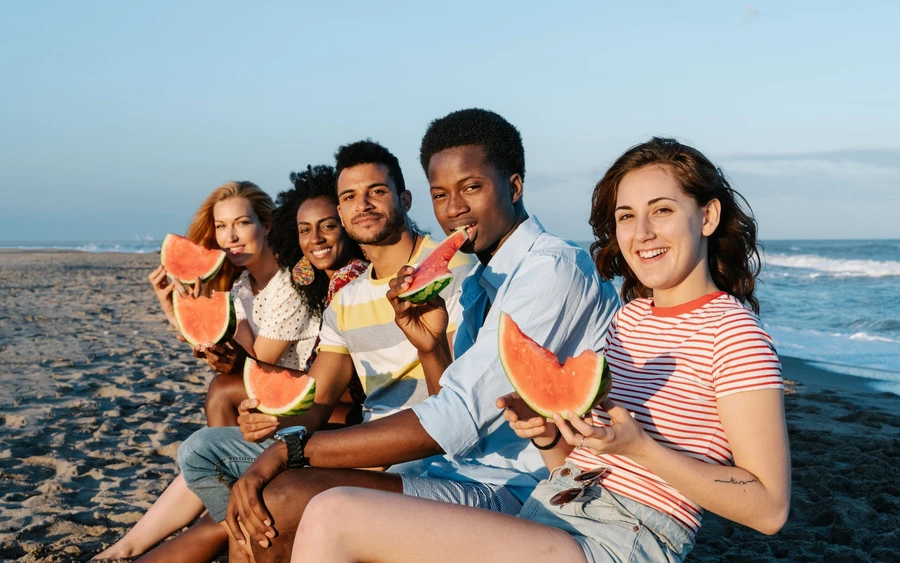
763 253 900 278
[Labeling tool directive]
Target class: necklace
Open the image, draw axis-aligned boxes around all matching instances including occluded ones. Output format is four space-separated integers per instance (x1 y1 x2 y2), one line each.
407 232 419 265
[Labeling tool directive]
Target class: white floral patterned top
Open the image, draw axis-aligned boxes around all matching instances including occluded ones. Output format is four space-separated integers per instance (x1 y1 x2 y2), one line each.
230 269 317 369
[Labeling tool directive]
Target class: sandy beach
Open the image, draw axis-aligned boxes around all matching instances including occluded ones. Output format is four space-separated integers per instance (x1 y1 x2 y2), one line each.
1 250 898 562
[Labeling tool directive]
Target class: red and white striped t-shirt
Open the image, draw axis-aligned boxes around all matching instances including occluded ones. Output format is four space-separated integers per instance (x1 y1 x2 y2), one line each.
568 291 782 535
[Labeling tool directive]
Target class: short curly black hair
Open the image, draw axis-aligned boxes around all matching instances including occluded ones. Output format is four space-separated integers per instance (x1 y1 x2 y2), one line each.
419 108 525 180
268 164 365 319
334 139 406 194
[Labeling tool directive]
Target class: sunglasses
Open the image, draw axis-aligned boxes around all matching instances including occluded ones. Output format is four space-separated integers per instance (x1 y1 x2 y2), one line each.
549 467 608 507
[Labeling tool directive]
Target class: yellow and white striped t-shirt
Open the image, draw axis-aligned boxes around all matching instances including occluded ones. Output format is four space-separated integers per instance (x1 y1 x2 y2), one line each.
317 235 475 421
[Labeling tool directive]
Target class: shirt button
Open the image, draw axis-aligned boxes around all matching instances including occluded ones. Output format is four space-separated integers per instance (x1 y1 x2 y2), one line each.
632 525 639 532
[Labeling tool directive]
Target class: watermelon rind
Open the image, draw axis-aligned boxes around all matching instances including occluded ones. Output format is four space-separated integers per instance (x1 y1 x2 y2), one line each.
160 233 227 284
172 291 236 348
398 227 468 303
243 359 317 416
399 274 453 304
498 311 611 420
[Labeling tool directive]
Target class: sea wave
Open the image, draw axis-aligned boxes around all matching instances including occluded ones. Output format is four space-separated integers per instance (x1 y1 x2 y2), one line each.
763 253 900 278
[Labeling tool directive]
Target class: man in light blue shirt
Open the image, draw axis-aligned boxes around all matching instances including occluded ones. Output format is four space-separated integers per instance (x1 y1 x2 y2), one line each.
225 109 619 562
408 213 617 502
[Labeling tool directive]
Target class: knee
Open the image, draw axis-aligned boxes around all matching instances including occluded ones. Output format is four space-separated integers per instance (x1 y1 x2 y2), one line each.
177 426 232 476
204 374 242 425
296 487 358 541
177 428 210 475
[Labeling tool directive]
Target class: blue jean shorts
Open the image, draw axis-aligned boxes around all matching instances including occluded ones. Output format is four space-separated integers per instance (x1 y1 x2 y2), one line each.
517 461 695 563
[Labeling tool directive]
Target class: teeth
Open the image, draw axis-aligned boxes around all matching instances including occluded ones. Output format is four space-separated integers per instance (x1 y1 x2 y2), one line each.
639 248 668 259
229 246 244 254
312 248 331 258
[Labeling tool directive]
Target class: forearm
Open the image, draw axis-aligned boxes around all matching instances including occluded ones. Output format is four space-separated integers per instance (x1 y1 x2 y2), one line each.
419 339 452 396
278 403 336 434
306 409 443 469
631 439 790 534
532 431 574 470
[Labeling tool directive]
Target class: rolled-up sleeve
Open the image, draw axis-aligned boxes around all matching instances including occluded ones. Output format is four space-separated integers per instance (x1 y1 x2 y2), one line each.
413 250 603 459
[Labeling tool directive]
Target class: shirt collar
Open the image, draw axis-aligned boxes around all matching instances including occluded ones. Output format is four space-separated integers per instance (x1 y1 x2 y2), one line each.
473 215 545 301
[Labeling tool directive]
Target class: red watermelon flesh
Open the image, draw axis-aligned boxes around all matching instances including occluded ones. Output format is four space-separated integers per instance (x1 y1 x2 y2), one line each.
243 358 316 416
398 227 469 303
498 311 611 419
160 233 227 284
172 291 236 348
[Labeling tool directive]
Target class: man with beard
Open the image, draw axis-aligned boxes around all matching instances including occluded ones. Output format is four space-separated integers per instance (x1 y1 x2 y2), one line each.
173 140 474 562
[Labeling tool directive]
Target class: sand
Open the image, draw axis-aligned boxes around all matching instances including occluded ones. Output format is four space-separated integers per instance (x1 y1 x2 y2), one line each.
1 250 898 562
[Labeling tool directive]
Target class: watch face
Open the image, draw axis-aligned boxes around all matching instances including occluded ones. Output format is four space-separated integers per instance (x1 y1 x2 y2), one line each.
275 425 307 440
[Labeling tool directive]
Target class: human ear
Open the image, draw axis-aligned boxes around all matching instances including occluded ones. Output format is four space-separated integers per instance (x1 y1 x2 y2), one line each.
701 199 721 236
508 173 524 205
400 190 412 212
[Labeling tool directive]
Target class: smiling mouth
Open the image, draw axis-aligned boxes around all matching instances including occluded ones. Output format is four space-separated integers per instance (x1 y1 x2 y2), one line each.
638 248 668 259
310 248 331 259
227 246 245 255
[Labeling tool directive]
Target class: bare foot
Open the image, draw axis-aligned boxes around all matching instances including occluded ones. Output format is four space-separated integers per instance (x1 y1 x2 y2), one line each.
92 540 139 561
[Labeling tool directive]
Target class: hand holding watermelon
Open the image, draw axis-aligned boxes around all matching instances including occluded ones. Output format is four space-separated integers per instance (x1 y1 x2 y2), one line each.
496 392 558 442
387 265 450 354
552 401 653 460
237 398 280 442
148 265 197 329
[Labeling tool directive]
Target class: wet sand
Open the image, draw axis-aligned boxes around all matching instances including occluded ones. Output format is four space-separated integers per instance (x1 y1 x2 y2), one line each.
0 251 898 562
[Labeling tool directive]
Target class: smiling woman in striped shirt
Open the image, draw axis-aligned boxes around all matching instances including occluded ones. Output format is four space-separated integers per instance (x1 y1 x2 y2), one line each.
287 137 790 563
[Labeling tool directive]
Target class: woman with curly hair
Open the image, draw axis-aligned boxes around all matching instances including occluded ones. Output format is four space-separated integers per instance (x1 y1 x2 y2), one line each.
96 167 367 562
288 138 790 563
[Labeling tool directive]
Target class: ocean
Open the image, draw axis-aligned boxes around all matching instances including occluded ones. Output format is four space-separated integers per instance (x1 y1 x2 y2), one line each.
3 238 899 394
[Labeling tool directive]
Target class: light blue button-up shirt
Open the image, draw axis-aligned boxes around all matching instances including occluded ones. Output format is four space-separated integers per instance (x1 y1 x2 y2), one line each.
412 216 620 502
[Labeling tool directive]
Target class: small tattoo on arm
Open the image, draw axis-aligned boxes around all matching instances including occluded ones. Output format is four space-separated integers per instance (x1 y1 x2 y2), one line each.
715 477 758 485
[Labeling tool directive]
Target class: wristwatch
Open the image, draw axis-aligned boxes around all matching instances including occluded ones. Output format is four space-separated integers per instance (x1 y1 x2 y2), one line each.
273 426 310 468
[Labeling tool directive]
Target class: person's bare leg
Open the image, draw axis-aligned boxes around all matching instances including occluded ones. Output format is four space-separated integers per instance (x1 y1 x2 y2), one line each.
204 373 247 427
293 487 588 563
93 475 205 560
132 514 227 563
248 468 403 563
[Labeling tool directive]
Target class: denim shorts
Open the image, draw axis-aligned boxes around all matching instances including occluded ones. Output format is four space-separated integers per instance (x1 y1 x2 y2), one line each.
399 473 522 515
517 461 694 563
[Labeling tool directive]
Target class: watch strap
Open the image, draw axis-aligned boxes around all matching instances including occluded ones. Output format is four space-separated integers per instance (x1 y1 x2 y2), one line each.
282 432 310 468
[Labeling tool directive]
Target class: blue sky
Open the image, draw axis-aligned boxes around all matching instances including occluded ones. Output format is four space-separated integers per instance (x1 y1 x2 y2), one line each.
1 0 898 242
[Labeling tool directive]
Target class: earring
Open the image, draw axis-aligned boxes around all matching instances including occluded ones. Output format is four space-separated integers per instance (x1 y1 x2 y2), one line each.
292 256 315 286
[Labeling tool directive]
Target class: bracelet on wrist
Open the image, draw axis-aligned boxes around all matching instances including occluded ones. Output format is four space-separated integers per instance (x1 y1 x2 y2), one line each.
531 427 562 451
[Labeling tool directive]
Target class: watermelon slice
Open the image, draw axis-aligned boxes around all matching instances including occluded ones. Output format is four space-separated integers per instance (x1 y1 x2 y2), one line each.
398 227 469 303
243 358 316 416
498 312 611 419
172 291 236 348
160 233 227 284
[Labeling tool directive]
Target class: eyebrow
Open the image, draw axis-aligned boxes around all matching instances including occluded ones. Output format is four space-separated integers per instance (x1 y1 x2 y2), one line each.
615 197 676 212
214 215 252 222
297 217 338 226
430 174 481 190
338 182 391 198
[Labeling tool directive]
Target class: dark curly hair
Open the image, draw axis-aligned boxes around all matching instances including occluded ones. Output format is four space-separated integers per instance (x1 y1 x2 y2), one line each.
268 165 365 319
419 108 525 181
335 139 406 194
590 137 762 313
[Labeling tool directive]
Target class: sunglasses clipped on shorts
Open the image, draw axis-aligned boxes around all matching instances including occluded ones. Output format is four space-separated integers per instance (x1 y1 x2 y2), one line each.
550 466 608 507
